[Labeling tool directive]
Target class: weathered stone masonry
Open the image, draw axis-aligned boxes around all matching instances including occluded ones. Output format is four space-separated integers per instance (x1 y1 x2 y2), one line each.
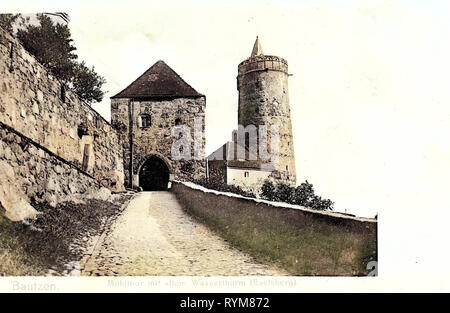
0 27 124 192
237 37 296 185
112 97 206 185
111 60 206 189
0 121 104 221
207 38 297 192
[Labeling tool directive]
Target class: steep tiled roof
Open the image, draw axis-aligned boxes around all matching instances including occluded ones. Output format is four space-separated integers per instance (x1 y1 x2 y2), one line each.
111 60 203 99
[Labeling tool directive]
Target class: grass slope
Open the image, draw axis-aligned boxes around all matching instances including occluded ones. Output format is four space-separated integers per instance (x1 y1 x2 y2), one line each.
172 183 377 276
0 195 131 276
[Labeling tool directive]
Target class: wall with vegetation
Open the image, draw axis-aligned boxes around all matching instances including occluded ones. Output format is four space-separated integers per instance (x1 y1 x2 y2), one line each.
0 27 124 191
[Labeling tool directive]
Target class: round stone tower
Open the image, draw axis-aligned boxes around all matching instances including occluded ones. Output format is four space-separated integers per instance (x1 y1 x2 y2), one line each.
237 37 296 185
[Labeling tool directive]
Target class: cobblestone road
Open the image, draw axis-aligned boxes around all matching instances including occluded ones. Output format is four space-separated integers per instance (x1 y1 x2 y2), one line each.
82 192 285 276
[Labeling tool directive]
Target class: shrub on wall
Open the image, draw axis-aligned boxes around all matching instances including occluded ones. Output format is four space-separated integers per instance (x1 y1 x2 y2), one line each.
193 178 255 198
260 180 276 201
260 179 334 211
292 181 315 206
274 183 295 203
194 177 334 211
309 196 334 211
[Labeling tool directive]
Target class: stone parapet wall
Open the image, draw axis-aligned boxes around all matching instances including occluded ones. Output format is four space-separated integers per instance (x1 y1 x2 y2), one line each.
174 181 377 225
0 27 124 191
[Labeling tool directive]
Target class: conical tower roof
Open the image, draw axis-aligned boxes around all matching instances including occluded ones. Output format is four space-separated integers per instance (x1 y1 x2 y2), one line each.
111 60 203 99
251 36 264 57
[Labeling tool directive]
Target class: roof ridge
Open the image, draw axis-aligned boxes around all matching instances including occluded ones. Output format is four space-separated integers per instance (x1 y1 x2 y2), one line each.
159 60 201 96
111 60 203 99
111 62 160 98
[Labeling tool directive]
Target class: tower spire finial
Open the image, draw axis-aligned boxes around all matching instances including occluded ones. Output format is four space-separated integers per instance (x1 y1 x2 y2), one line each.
251 36 263 57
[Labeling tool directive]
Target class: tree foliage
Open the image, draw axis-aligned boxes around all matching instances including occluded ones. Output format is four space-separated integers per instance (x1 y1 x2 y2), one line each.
15 14 105 104
260 180 276 201
0 14 20 33
72 62 106 104
293 180 315 205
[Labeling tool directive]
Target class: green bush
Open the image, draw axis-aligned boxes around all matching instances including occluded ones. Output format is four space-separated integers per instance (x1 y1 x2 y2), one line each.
193 178 255 198
274 183 294 203
194 177 334 211
261 179 334 211
260 180 276 200
292 181 315 206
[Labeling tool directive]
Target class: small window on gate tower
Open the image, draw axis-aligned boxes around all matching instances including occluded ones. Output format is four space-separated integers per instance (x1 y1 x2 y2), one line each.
244 171 249 178
140 114 151 128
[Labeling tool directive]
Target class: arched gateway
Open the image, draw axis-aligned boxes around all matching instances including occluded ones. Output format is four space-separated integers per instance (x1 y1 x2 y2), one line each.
139 156 170 191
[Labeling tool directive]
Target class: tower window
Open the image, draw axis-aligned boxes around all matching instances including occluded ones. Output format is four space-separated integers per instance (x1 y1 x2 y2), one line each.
286 165 289 171
139 114 151 128
244 171 249 178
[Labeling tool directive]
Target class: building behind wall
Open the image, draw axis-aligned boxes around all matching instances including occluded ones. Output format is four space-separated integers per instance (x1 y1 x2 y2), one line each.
207 140 273 194
111 60 206 190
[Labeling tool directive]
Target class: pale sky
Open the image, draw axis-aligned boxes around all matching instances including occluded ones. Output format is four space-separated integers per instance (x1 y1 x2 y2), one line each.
3 0 450 291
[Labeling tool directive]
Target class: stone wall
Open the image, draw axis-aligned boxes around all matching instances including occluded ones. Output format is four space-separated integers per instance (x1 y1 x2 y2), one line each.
0 27 124 191
0 122 105 221
111 97 206 187
174 181 377 228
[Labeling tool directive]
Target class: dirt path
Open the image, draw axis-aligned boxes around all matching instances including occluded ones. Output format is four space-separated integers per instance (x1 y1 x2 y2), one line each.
82 192 286 276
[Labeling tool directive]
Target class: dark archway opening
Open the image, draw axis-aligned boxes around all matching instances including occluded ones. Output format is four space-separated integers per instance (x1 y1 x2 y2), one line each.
139 156 170 191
